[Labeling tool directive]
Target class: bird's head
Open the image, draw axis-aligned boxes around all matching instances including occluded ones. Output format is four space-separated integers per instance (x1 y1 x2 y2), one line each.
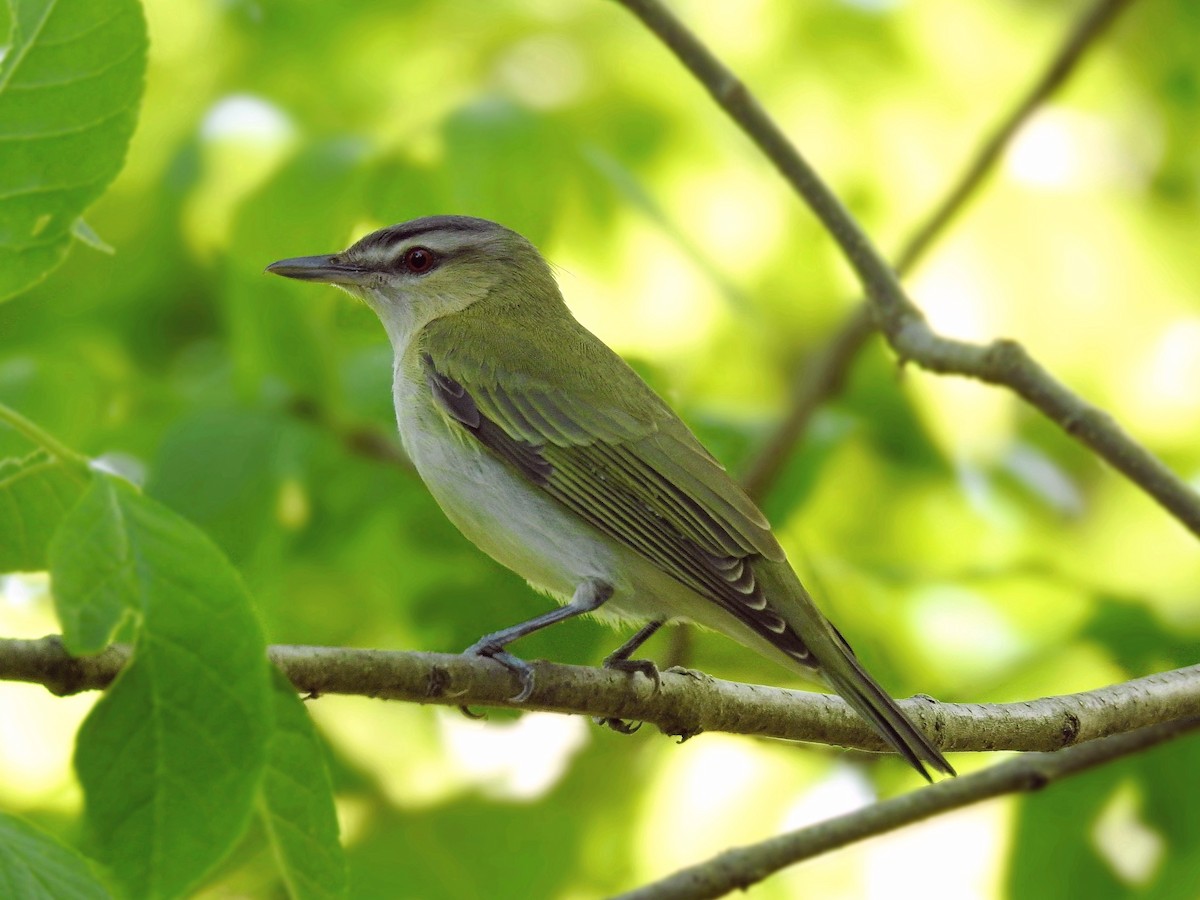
267 215 560 347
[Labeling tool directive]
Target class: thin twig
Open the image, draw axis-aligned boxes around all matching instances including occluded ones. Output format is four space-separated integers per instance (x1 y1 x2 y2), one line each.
741 0 1137 501
0 402 91 482
614 716 1200 900
894 0 1135 274
612 0 1200 538
4 635 1199 755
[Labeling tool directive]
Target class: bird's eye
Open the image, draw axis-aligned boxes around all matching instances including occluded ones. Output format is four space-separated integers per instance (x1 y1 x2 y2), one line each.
402 247 436 274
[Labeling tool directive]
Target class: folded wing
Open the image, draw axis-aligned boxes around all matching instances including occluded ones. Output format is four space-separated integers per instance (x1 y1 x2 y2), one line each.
419 335 812 665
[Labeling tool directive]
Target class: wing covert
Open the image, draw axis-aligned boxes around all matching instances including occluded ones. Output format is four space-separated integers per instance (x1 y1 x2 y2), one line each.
419 348 808 663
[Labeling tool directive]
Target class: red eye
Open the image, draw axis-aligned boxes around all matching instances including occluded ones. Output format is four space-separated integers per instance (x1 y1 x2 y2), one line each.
402 247 435 274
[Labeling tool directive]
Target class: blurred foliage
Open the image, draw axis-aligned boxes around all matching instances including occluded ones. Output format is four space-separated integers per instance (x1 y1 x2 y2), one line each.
1 0 1199 897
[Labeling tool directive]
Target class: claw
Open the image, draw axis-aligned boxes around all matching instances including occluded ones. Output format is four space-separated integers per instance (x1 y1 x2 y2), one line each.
465 643 537 702
604 656 662 692
594 656 657 735
594 715 642 734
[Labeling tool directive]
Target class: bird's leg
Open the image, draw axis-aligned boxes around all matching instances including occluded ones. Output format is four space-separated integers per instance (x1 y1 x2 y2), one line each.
603 620 664 689
596 619 665 735
463 578 614 702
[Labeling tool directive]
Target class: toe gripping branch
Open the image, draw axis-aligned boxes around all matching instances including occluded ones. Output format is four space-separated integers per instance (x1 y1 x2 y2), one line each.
462 579 616 702
459 584 665 729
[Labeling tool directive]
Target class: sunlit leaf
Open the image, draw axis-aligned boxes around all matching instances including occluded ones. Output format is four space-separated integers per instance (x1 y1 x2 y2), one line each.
1005 764 1127 898
0 449 86 573
0 0 146 301
49 474 271 899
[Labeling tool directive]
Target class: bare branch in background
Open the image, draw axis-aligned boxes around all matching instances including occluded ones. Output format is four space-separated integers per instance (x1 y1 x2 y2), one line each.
608 0 1200 537
614 716 1200 900
741 0 1138 501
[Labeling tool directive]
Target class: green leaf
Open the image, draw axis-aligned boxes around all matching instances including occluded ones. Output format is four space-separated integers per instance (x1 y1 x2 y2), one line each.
1136 731 1200 898
49 474 272 899
0 811 112 899
258 669 347 900
0 449 86 573
1006 731 1200 899
1005 765 1126 898
47 473 132 654
1082 595 1197 673
0 0 147 301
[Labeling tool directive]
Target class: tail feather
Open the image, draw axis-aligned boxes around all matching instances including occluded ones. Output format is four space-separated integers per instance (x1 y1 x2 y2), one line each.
760 565 954 779
822 652 955 781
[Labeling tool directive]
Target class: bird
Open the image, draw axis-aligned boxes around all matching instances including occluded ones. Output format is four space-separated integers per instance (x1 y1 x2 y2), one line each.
267 215 953 780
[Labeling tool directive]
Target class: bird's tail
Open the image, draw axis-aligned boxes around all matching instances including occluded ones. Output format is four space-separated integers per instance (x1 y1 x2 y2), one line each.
761 562 954 780
816 628 954 781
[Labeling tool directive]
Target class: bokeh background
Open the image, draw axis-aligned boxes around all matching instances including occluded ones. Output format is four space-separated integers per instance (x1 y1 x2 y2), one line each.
2 0 1199 896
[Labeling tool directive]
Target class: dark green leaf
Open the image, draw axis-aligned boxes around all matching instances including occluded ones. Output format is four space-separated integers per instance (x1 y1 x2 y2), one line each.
1136 731 1200 899
1082 596 1198 673
1005 764 1126 898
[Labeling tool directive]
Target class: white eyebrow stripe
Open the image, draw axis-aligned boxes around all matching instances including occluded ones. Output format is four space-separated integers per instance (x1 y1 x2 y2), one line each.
348 220 502 269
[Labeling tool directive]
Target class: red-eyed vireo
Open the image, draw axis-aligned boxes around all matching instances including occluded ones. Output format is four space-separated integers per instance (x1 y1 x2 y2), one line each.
267 216 953 780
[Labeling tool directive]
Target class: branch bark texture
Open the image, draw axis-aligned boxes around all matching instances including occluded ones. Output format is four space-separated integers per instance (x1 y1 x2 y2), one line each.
4 636 1199 756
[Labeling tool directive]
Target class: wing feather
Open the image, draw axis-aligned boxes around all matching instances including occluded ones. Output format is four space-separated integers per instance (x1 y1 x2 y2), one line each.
419 330 808 661
483 378 782 562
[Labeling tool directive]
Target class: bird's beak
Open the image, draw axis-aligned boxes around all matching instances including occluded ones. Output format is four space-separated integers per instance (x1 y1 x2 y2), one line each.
265 255 374 286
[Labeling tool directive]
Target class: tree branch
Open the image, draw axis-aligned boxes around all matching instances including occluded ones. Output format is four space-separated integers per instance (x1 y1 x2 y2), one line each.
613 0 1200 539
892 0 1135 275
614 716 1200 900
740 0 1136 501
4 635 1199 755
